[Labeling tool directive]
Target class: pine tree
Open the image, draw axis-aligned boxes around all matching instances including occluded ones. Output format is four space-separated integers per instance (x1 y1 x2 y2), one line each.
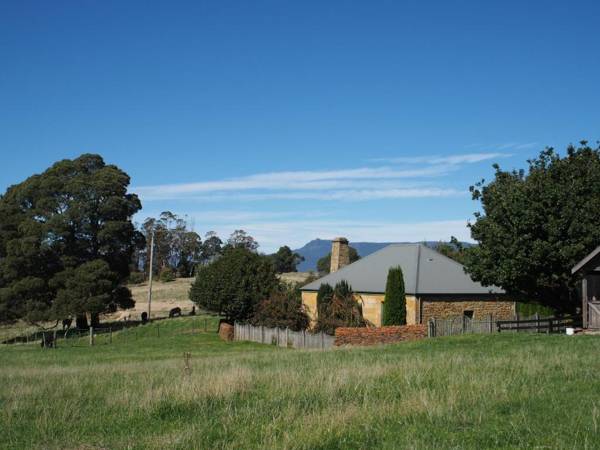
382 266 406 325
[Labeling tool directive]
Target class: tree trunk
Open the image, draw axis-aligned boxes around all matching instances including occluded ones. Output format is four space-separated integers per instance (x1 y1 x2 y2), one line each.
88 312 100 328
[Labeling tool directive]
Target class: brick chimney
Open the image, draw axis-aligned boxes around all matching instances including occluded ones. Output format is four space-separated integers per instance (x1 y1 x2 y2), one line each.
330 237 350 273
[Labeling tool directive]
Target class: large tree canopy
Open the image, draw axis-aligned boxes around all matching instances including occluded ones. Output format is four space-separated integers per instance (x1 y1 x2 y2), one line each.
270 246 304 273
189 246 277 323
0 154 143 324
464 142 600 312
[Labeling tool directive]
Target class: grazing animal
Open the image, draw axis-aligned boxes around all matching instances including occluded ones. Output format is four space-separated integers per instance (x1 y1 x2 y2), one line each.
40 333 55 348
189 306 196 316
141 311 148 324
169 307 182 318
118 311 132 322
62 318 72 330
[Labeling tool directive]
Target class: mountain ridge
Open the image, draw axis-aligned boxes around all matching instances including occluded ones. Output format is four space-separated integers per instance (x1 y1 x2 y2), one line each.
293 239 472 272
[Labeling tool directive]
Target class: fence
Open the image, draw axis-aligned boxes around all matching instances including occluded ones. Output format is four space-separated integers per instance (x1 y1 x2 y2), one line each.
428 314 575 337
3 316 221 347
496 316 574 333
234 323 335 349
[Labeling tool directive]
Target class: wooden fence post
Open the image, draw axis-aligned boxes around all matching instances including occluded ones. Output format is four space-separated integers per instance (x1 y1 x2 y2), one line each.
109 327 112 344
89 327 94 346
488 314 493 333
53 330 57 348
535 313 540 333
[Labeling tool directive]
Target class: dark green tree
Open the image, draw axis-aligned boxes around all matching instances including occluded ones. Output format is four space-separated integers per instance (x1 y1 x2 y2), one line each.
316 283 334 317
382 266 406 325
189 246 277 322
51 260 134 327
315 280 366 334
250 284 310 331
0 154 142 325
464 142 600 312
271 246 304 273
316 247 360 273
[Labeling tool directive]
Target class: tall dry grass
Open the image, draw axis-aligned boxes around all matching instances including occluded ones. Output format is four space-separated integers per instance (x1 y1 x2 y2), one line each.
1 318 600 449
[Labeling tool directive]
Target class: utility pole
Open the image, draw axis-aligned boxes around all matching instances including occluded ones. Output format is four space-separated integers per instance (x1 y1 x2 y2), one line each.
147 228 155 321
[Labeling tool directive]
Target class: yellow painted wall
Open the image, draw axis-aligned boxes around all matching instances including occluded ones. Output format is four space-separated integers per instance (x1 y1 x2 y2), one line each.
301 291 318 323
405 295 418 325
302 291 419 327
356 294 384 327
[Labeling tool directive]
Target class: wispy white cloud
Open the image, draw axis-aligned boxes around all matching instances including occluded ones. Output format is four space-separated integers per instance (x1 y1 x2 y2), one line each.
512 142 539 150
133 165 453 199
132 151 501 205
170 188 463 202
371 152 511 165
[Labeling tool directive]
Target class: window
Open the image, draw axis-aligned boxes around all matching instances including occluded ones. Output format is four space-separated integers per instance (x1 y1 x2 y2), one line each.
463 310 474 319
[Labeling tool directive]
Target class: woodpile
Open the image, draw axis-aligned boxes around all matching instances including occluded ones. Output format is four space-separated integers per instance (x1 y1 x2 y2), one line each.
334 325 427 346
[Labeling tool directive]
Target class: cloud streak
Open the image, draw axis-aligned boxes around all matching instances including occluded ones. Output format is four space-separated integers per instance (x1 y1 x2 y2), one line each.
370 152 511 165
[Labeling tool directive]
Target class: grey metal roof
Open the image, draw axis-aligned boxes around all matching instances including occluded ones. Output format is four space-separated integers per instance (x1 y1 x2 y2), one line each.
301 243 504 295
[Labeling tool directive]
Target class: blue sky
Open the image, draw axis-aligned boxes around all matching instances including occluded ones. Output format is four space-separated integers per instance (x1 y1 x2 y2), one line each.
1 1 599 252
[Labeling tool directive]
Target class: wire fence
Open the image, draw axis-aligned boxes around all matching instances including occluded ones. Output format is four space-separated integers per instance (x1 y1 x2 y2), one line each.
3 316 221 347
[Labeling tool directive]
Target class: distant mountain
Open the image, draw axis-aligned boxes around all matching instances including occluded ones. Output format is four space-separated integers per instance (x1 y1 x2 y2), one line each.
294 239 473 272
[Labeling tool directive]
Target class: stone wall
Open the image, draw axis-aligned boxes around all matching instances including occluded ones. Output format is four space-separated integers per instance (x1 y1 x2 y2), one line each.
330 237 350 272
421 297 515 323
334 325 427 346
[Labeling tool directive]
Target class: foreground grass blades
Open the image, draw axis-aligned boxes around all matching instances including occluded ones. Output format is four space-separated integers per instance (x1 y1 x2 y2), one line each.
1 317 600 449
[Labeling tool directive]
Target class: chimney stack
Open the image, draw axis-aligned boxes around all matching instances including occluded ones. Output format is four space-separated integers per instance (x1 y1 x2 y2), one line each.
330 237 350 273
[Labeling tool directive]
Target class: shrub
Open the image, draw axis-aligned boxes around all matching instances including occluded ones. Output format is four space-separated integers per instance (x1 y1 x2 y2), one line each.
315 280 366 335
128 272 145 285
189 246 278 323
382 266 406 325
251 284 310 331
316 283 334 316
159 268 176 282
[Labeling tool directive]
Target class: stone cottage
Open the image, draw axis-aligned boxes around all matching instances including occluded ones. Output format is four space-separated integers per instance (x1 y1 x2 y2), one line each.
300 238 515 326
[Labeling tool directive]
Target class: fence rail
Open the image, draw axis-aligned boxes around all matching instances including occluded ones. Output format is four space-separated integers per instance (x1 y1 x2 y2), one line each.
429 314 576 337
234 323 334 349
496 316 574 333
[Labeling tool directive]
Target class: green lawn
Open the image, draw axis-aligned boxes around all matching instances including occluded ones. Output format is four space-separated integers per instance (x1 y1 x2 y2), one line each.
1 318 600 449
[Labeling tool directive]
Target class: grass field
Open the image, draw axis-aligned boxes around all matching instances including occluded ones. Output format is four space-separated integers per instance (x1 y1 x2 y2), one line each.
2 318 600 449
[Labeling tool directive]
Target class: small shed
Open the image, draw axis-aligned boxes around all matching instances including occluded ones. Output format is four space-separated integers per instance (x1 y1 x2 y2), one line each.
572 246 600 328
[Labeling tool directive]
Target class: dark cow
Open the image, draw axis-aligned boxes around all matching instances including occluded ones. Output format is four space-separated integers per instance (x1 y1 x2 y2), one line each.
189 306 196 316
40 333 55 349
62 318 73 330
169 307 182 318
141 311 148 324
